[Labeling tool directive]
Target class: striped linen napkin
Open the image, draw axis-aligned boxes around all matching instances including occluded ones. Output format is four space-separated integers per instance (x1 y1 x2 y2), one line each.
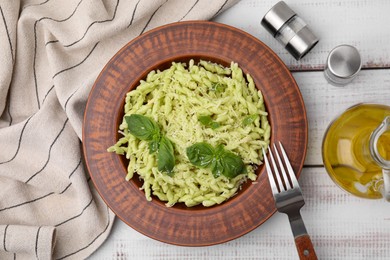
0 0 238 259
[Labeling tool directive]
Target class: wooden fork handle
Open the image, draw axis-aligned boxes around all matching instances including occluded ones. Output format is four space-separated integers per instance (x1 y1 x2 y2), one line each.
294 234 318 260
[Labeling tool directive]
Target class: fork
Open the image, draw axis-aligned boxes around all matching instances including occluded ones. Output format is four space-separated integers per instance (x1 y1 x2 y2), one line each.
262 142 317 260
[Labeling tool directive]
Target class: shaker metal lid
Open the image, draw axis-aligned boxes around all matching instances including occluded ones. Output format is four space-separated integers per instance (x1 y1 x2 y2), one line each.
324 45 362 86
286 26 319 60
261 1 296 36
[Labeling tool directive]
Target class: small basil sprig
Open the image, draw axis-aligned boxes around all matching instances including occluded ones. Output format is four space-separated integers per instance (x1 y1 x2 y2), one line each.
210 82 225 92
186 142 244 179
126 114 161 153
125 114 175 175
242 114 258 127
198 115 220 130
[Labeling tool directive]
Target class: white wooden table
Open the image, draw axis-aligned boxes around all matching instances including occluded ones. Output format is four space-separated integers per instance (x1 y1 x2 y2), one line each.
90 1 390 259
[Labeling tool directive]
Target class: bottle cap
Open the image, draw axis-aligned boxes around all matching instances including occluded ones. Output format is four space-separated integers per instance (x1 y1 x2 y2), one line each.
324 45 362 86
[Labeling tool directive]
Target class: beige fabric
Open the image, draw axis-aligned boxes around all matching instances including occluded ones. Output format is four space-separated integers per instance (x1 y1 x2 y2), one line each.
0 0 238 259
0 225 56 259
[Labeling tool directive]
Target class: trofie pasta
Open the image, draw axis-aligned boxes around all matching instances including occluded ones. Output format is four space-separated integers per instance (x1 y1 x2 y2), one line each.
108 60 271 207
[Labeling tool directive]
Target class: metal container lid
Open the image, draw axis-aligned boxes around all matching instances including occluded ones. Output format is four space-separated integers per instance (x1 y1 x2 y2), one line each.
324 45 362 86
261 1 296 36
286 26 319 60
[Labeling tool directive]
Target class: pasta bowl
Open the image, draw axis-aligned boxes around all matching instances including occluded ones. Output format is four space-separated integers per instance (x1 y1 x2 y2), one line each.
82 21 308 246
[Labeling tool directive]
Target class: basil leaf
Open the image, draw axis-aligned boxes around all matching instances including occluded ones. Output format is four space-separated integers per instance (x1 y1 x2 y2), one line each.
211 144 244 178
210 82 225 92
198 115 212 125
187 142 245 179
186 142 215 168
211 159 224 178
214 144 225 158
157 136 175 175
126 114 160 141
148 139 160 154
242 114 259 127
210 122 220 130
198 115 220 129
125 114 176 174
220 151 245 178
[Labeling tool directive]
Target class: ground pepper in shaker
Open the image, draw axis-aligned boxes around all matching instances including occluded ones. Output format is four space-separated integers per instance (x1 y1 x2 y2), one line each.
324 45 362 86
261 1 319 60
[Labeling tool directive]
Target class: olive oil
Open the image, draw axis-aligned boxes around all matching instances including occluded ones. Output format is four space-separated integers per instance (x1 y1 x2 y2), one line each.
378 132 390 160
322 104 390 199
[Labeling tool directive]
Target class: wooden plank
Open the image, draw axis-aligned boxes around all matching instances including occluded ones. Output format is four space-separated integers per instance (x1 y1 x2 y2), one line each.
214 0 390 70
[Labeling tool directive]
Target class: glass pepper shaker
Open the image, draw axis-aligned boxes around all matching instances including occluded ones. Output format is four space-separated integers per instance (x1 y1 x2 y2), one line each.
261 1 319 60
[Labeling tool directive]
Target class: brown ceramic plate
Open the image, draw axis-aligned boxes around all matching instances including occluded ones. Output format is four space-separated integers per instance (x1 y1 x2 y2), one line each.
83 21 308 246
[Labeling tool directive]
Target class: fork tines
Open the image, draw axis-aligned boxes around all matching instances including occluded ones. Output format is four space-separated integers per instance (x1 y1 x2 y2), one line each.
262 142 299 194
